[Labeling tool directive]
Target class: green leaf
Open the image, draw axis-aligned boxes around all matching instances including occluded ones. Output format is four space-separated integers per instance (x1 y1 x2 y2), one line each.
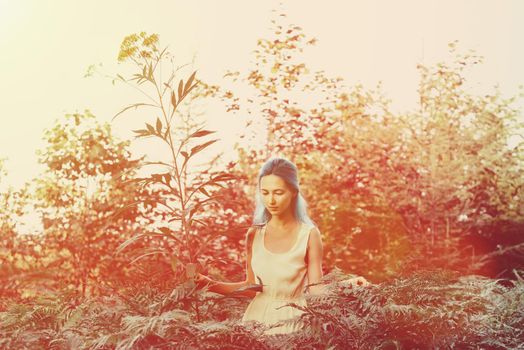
116 233 148 254
184 82 197 97
212 172 237 182
180 151 190 171
112 103 157 121
171 91 177 110
191 218 207 227
147 62 154 81
207 182 226 189
188 201 202 220
159 227 173 235
111 201 142 219
130 249 165 265
155 227 184 244
184 71 197 95
135 132 151 139
162 172 171 185
146 123 156 134
178 80 184 101
190 139 218 157
189 129 216 138
150 173 163 182
156 118 162 134
199 187 211 197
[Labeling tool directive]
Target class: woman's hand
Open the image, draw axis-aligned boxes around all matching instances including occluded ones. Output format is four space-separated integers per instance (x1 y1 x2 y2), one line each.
195 273 214 289
342 276 370 288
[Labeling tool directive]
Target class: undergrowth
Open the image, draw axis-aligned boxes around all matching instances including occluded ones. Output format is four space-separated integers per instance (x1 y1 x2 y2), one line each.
1 269 522 349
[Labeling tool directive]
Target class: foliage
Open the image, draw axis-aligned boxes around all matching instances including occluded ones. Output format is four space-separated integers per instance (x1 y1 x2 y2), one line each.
31 111 160 297
0 159 47 303
1 270 522 349
201 13 416 280
347 42 524 275
1 10 523 350
110 32 253 287
276 268 524 349
203 13 524 281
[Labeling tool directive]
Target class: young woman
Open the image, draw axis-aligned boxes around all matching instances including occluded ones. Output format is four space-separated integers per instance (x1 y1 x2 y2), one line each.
197 157 367 335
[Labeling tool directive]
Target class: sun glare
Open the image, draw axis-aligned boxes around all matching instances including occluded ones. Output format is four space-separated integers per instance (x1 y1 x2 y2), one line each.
0 0 26 41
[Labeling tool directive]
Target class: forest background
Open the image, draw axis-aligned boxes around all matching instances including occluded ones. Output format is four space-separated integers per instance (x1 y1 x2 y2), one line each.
1 1 523 349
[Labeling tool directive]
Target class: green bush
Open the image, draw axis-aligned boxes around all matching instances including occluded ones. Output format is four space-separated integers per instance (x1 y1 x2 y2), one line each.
1 269 522 349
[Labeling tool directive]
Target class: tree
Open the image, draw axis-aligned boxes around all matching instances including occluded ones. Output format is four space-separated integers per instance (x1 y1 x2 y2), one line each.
201 12 409 280
204 15 524 280
33 111 159 297
345 43 524 275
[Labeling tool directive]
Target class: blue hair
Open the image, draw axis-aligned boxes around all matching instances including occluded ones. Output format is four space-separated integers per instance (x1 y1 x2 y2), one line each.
252 157 316 228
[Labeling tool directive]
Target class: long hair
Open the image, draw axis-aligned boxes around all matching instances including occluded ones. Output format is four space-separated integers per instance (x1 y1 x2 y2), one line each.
252 157 316 227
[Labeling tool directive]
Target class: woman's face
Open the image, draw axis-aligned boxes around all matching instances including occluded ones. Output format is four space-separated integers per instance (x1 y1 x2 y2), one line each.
259 174 296 216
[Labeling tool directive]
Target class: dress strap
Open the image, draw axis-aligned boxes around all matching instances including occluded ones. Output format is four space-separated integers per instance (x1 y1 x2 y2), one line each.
297 223 311 251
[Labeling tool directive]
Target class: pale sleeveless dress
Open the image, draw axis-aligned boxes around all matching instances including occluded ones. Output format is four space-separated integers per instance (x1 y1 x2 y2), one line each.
241 221 312 335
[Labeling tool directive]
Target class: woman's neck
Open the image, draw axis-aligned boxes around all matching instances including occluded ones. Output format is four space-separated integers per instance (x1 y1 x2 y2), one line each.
268 210 297 230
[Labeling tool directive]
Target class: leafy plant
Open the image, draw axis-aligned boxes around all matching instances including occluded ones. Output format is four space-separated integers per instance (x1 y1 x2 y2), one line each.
261 268 524 349
31 111 158 298
108 32 249 281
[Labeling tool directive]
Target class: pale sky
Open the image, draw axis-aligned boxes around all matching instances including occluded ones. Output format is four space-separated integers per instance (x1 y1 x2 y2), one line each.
1 0 523 190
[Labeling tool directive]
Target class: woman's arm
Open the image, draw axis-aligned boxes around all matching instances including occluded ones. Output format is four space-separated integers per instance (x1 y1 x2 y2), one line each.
306 227 325 295
196 227 258 298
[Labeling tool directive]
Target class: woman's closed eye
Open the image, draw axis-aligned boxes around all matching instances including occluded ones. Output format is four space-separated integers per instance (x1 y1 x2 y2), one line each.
262 191 284 195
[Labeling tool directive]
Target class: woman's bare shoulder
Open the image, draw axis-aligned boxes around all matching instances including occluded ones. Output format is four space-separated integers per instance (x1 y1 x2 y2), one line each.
306 224 321 235
245 224 264 241
307 225 323 245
